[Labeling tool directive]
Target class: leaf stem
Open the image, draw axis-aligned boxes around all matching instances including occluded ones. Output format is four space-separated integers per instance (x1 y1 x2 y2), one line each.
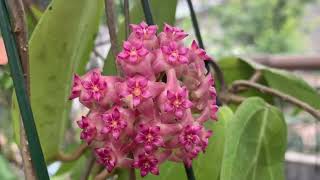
231 80 320 120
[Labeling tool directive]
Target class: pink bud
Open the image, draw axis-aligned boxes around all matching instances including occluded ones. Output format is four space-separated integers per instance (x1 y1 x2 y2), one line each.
77 116 97 144
69 74 82 100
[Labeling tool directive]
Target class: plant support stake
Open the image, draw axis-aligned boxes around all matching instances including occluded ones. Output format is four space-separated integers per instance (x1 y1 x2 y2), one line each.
0 0 49 179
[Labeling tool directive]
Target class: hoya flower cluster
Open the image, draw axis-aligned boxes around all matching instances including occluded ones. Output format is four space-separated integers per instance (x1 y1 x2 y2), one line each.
69 22 218 177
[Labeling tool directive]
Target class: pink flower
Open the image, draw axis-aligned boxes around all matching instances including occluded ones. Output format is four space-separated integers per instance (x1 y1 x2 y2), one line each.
178 125 202 156
95 147 117 172
135 125 163 152
126 76 151 106
164 88 193 118
190 40 210 61
69 22 218 177
161 23 188 42
130 21 158 40
117 41 149 64
161 41 189 64
69 74 82 100
77 116 97 144
133 153 159 177
101 107 127 139
81 70 107 102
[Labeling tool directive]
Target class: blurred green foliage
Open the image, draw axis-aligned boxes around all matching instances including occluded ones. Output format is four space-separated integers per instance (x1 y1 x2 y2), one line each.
212 0 314 55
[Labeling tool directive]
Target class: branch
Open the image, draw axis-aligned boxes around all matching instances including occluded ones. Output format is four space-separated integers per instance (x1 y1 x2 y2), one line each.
7 0 35 179
231 80 320 120
56 143 88 162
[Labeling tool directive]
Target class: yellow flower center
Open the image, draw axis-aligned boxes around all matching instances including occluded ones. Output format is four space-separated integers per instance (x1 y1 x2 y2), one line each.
133 87 142 97
111 120 118 127
173 99 181 107
92 85 99 92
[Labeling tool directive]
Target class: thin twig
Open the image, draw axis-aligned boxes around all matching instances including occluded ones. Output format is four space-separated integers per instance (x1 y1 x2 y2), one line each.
220 92 246 104
249 70 262 82
234 70 262 92
124 0 130 39
56 143 88 161
231 80 320 120
7 1 35 179
80 154 96 180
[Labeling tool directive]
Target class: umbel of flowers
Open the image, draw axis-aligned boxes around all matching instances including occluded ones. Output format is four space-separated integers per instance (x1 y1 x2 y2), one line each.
69 22 218 177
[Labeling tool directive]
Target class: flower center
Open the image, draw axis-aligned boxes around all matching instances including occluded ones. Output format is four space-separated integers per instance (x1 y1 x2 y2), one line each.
146 133 153 142
133 87 142 97
186 134 194 142
130 49 137 56
173 99 181 107
171 51 178 57
111 120 118 128
143 162 151 169
92 85 100 92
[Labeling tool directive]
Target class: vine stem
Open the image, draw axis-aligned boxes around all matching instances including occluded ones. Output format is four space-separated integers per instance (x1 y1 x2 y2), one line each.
231 80 320 120
56 143 88 161
8 0 34 179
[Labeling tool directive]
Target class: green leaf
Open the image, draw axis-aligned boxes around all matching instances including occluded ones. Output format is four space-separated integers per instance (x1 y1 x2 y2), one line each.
103 0 178 75
217 57 273 107
193 106 233 180
26 0 104 162
220 97 287 180
0 155 17 180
